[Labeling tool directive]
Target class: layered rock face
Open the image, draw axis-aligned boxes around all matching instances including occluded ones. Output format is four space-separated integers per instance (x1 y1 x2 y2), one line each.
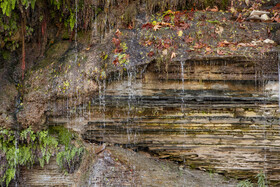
1 1 280 185
80 53 280 185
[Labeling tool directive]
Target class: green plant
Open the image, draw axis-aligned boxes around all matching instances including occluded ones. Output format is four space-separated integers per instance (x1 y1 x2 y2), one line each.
50 126 84 173
0 126 84 186
256 171 266 187
0 127 58 185
237 179 253 187
56 146 84 174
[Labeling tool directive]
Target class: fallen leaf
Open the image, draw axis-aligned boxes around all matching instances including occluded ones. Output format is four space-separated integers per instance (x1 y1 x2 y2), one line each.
112 38 120 46
239 24 246 29
115 29 122 37
153 24 162 31
114 48 123 53
128 24 133 30
272 3 280 10
184 36 194 43
177 30 183 37
179 22 190 30
142 23 153 29
113 57 119 65
147 51 155 57
218 40 235 47
124 54 130 60
215 26 224 36
236 13 244 23
245 0 250 6
171 52 176 59
274 15 280 23
209 6 218 12
229 45 237 51
230 7 237 15
162 49 168 55
206 46 212 52
193 43 205 49
164 15 171 22
217 49 225 55
144 40 153 46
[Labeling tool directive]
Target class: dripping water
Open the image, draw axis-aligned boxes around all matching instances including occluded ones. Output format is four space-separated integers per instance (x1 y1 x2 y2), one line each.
126 69 133 143
180 61 185 115
12 93 22 186
180 61 187 139
278 53 280 110
74 0 78 63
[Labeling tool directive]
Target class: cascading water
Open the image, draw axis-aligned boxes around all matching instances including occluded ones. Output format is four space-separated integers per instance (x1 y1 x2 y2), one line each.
278 53 280 110
180 61 185 115
126 69 133 143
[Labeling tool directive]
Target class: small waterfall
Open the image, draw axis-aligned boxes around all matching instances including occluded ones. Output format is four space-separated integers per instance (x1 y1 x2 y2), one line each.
126 69 133 143
97 78 106 127
12 94 22 186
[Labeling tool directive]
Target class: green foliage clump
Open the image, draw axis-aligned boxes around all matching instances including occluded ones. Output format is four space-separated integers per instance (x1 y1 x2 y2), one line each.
0 127 58 186
56 146 84 174
237 171 267 187
237 179 253 187
0 126 84 186
50 126 84 174
256 171 266 187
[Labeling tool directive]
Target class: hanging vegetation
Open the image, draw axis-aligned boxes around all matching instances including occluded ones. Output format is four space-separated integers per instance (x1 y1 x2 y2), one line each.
0 126 84 186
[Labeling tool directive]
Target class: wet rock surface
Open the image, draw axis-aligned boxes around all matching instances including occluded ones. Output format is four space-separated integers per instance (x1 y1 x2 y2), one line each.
19 157 76 186
0 69 17 129
80 59 280 185
1 4 280 130
1 1 280 186
19 145 238 187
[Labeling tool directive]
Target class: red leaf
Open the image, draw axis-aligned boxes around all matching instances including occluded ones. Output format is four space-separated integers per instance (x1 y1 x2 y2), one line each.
128 24 133 30
142 23 153 29
272 3 280 10
163 15 171 22
187 12 194 20
112 38 120 47
114 48 123 53
147 51 155 57
113 57 119 65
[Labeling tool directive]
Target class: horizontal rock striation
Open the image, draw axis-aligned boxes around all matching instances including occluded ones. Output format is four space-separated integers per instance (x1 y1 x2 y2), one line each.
80 57 280 185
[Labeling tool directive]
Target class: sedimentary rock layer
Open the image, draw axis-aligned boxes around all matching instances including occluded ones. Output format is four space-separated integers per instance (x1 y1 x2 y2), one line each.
79 58 280 185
